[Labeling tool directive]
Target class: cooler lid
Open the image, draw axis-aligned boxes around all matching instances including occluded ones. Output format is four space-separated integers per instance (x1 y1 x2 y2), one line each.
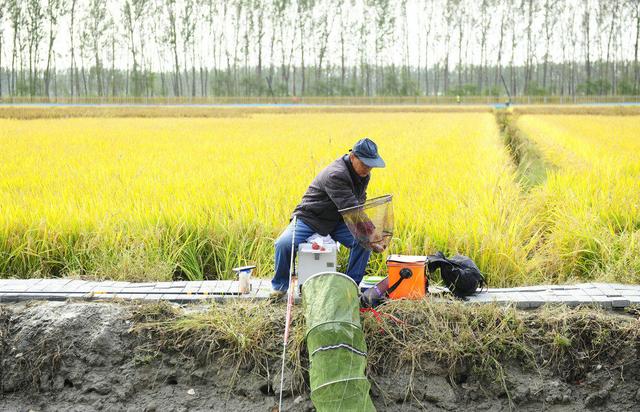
386 254 427 263
298 242 335 253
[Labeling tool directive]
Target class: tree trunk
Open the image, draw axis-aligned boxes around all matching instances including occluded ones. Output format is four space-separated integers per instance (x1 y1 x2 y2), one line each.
53 54 57 98
200 67 206 97
0 29 3 97
584 0 591 83
112 36 116 96
525 0 533 94
45 21 55 98
172 43 180 96
11 18 17 95
434 62 439 96
444 53 449 94
268 16 275 93
495 10 505 92
80 52 88 96
257 9 264 82
300 22 305 96
604 1 618 95
19 34 25 96
279 19 286 86
70 0 77 97
191 45 196 97
95 49 102 96
457 22 463 89
424 37 429 95
28 33 33 97
340 28 345 92
635 3 640 94
10 29 15 95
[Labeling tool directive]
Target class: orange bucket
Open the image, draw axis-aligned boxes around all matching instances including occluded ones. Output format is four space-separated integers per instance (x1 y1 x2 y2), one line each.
386 255 428 299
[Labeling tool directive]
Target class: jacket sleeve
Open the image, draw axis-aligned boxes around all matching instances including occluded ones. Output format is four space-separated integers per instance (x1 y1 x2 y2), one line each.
324 171 360 211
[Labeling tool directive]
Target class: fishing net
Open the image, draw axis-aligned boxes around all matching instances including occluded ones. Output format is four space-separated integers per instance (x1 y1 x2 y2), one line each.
303 272 376 412
339 195 393 253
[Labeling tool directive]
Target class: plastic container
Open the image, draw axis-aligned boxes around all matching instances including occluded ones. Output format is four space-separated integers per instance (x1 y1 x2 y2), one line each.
297 242 338 290
386 255 428 299
359 275 386 293
232 265 256 294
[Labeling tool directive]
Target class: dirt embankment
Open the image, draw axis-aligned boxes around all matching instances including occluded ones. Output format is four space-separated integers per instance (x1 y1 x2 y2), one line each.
1 301 639 412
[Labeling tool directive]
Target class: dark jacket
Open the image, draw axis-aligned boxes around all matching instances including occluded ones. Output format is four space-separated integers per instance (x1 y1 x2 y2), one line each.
292 154 369 235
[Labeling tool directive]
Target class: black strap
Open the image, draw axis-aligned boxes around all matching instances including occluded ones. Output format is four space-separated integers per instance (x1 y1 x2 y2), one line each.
386 276 405 296
390 267 415 295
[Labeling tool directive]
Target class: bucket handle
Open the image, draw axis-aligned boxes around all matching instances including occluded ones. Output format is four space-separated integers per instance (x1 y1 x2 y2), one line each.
386 268 412 296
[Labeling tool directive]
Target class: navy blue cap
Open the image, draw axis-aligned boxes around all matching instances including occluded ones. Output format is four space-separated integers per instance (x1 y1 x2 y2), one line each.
351 138 385 168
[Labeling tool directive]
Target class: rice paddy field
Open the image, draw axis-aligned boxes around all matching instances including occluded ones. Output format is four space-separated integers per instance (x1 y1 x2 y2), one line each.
0 106 638 286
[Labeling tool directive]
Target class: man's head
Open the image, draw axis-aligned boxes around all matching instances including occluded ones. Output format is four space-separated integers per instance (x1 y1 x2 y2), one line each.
349 138 385 177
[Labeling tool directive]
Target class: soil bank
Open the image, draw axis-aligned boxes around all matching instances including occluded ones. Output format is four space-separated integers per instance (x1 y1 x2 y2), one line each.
1 301 639 411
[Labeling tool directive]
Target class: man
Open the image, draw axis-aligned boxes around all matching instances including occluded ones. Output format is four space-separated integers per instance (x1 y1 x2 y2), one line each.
270 138 386 298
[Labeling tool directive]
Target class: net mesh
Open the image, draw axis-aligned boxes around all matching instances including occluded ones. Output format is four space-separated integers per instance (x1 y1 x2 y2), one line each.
303 273 375 412
339 195 393 252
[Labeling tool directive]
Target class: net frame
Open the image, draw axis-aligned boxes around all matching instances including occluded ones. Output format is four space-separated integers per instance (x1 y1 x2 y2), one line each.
339 194 394 253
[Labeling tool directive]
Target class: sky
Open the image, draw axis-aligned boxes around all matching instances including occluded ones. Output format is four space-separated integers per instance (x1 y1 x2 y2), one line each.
0 0 636 72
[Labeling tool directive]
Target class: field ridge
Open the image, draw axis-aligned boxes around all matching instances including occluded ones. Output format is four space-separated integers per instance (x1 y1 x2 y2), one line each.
495 110 554 189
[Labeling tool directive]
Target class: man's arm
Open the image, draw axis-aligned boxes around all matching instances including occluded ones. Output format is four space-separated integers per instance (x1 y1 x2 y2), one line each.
324 171 360 211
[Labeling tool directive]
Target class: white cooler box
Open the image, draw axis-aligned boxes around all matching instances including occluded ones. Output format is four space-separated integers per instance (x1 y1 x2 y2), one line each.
297 242 338 290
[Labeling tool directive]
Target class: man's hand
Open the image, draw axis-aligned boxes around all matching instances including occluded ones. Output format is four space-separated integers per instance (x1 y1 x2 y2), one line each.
368 241 386 253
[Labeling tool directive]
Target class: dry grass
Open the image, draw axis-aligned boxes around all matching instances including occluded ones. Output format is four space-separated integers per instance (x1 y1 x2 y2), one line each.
0 106 249 120
511 105 640 116
2 103 637 121
130 299 640 398
131 300 307 391
0 105 491 120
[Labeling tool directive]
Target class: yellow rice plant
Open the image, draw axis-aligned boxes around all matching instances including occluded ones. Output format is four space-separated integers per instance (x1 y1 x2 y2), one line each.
0 113 537 284
517 115 640 283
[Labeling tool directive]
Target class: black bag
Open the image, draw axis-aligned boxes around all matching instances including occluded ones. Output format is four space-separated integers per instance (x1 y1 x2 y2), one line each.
427 252 487 299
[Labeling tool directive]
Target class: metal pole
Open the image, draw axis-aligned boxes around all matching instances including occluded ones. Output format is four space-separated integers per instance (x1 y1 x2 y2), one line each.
278 216 297 411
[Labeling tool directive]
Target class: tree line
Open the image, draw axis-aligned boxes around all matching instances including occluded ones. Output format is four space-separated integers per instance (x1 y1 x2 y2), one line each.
0 0 638 99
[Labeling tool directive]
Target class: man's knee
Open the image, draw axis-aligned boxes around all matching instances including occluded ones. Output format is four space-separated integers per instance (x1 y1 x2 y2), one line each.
275 234 292 252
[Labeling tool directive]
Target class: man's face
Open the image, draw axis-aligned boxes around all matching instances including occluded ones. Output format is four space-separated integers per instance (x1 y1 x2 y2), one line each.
350 153 372 177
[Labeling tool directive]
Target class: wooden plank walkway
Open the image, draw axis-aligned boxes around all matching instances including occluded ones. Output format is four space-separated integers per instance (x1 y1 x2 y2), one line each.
0 278 639 308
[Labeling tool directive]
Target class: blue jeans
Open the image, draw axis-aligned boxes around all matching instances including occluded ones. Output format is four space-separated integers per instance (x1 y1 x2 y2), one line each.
271 218 371 291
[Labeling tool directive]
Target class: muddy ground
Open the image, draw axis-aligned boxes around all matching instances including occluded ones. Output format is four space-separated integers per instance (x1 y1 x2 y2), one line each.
1 301 639 411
